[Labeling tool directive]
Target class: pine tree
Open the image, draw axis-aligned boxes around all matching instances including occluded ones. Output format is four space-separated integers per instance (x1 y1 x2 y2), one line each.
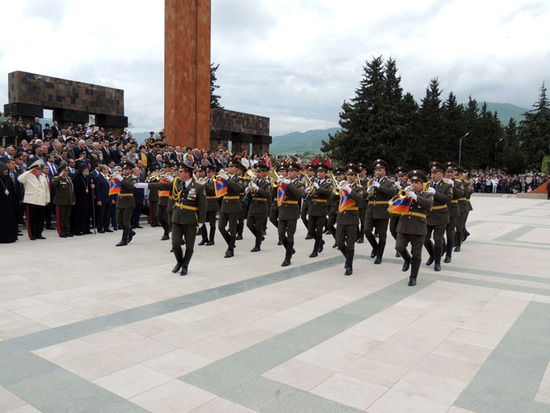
417 78 444 168
519 82 550 169
502 119 526 174
441 92 465 161
210 63 223 109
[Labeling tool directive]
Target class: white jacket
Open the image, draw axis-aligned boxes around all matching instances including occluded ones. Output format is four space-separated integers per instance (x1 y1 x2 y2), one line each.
18 170 51 206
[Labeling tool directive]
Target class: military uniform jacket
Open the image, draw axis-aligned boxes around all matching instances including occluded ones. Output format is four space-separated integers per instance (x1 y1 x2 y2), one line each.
204 178 219 212
52 176 75 205
278 180 306 220
366 176 397 219
90 150 103 167
308 178 333 217
116 175 136 209
248 178 271 216
457 179 468 214
357 177 369 210
328 190 339 215
463 180 474 211
426 179 453 226
221 175 244 214
397 191 434 236
336 183 362 226
390 180 410 216
449 179 464 217
149 179 206 225
270 185 278 211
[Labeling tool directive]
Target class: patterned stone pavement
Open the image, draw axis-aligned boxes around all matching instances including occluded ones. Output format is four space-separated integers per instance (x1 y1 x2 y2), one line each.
1 195 550 412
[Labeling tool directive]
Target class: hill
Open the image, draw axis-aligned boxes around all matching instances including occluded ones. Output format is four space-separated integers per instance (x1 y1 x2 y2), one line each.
270 127 340 155
484 102 529 125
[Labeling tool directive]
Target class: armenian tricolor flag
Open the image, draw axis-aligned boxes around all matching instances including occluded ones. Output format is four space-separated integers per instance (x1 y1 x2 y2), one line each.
215 178 228 198
388 197 412 214
338 189 355 212
109 178 121 195
277 183 288 206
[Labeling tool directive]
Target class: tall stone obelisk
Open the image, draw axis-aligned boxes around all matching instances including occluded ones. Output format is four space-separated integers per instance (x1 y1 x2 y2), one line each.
165 0 211 149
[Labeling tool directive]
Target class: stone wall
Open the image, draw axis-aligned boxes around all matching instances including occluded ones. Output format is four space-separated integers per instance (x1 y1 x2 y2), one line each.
211 108 271 154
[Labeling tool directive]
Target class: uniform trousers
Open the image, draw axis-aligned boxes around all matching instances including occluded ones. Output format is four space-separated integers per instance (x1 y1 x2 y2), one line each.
116 207 133 230
336 224 357 251
308 215 326 239
396 233 424 259
219 210 239 241
278 219 297 243
172 222 197 252
26 203 45 238
365 217 389 243
247 214 267 244
56 205 72 235
426 224 446 248
389 215 400 240
269 204 278 228
445 216 458 246
326 212 337 238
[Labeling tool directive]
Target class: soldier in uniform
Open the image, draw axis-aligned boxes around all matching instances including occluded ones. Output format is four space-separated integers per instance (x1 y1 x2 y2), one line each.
455 167 470 251
114 162 137 246
424 162 453 271
395 170 434 286
269 164 287 245
306 164 333 257
443 162 463 263
52 163 75 238
246 162 271 252
336 164 362 275
89 142 104 168
327 168 345 248
157 161 174 241
364 159 397 264
235 162 247 240
218 160 245 258
301 164 315 239
461 169 474 242
356 163 369 243
389 167 409 257
278 163 306 266
198 165 218 246
138 164 206 276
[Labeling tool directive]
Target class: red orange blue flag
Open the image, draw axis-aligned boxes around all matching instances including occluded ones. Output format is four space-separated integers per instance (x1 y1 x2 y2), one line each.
109 178 121 195
215 178 228 198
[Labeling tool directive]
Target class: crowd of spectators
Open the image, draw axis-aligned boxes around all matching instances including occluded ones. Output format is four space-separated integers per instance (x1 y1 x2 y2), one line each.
469 172 548 194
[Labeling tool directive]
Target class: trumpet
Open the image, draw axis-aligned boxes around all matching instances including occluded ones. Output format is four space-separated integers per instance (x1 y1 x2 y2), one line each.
398 185 414 198
215 169 227 181
146 169 165 182
268 168 281 188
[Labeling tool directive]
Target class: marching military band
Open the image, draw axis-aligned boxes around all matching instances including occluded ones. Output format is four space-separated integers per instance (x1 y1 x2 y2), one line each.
132 157 473 287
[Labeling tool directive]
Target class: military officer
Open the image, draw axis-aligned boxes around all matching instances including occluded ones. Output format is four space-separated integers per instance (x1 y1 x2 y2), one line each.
246 162 271 252
218 159 245 258
137 164 206 276
336 164 363 275
443 162 463 263
269 164 287 245
424 162 453 271
301 164 315 238
461 169 474 242
306 164 333 257
114 162 137 246
395 170 434 286
326 168 346 248
389 166 409 256
157 161 174 241
364 159 397 264
455 167 470 251
198 165 218 246
52 163 75 238
278 163 306 266
356 163 369 244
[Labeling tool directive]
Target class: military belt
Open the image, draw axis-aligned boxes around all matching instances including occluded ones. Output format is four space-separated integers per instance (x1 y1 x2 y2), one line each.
458 198 467 201
370 201 389 205
282 200 298 204
119 193 133 197
431 205 447 210
311 198 328 202
451 200 458 203
407 212 426 218
206 196 217 199
253 198 267 201
224 196 240 200
175 203 198 211
341 207 358 211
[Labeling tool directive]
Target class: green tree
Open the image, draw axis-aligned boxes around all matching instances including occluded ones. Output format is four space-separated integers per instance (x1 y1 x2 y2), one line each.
519 82 550 169
417 78 444 168
502 118 526 174
210 63 223 109
441 92 466 161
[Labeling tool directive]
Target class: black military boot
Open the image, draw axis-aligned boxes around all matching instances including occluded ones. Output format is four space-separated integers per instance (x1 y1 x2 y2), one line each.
366 235 378 258
344 249 354 276
424 240 435 266
198 226 208 245
251 231 262 252
401 249 411 272
161 223 170 241
206 225 215 246
374 242 385 264
180 249 194 276
454 232 462 252
434 247 442 271
224 236 235 258
172 247 184 273
309 238 320 258
281 242 293 266
318 238 325 253
408 257 421 286
115 229 128 247
444 241 453 263
128 229 136 243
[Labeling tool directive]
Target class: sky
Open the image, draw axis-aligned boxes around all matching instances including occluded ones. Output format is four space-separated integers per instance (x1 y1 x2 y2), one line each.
1 0 549 137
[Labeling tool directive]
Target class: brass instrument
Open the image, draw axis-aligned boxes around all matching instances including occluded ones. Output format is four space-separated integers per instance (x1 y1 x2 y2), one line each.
146 169 165 182
245 169 258 194
268 168 281 188
214 169 227 181
398 185 414 198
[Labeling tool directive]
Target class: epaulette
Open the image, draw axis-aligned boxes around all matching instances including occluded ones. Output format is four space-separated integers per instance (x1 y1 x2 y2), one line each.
443 178 453 185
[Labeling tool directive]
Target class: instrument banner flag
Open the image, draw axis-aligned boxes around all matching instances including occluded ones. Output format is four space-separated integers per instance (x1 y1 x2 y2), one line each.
215 178 228 198
338 189 355 212
277 184 288 206
109 178 121 195
388 197 412 214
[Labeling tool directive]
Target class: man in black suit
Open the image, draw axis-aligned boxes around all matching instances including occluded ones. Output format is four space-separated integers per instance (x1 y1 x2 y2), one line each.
93 165 112 232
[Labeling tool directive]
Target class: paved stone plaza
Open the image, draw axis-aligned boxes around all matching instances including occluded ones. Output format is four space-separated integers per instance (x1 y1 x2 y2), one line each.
1 195 550 412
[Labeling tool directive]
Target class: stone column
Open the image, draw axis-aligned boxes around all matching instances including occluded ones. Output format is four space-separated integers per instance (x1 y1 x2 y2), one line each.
165 0 211 150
